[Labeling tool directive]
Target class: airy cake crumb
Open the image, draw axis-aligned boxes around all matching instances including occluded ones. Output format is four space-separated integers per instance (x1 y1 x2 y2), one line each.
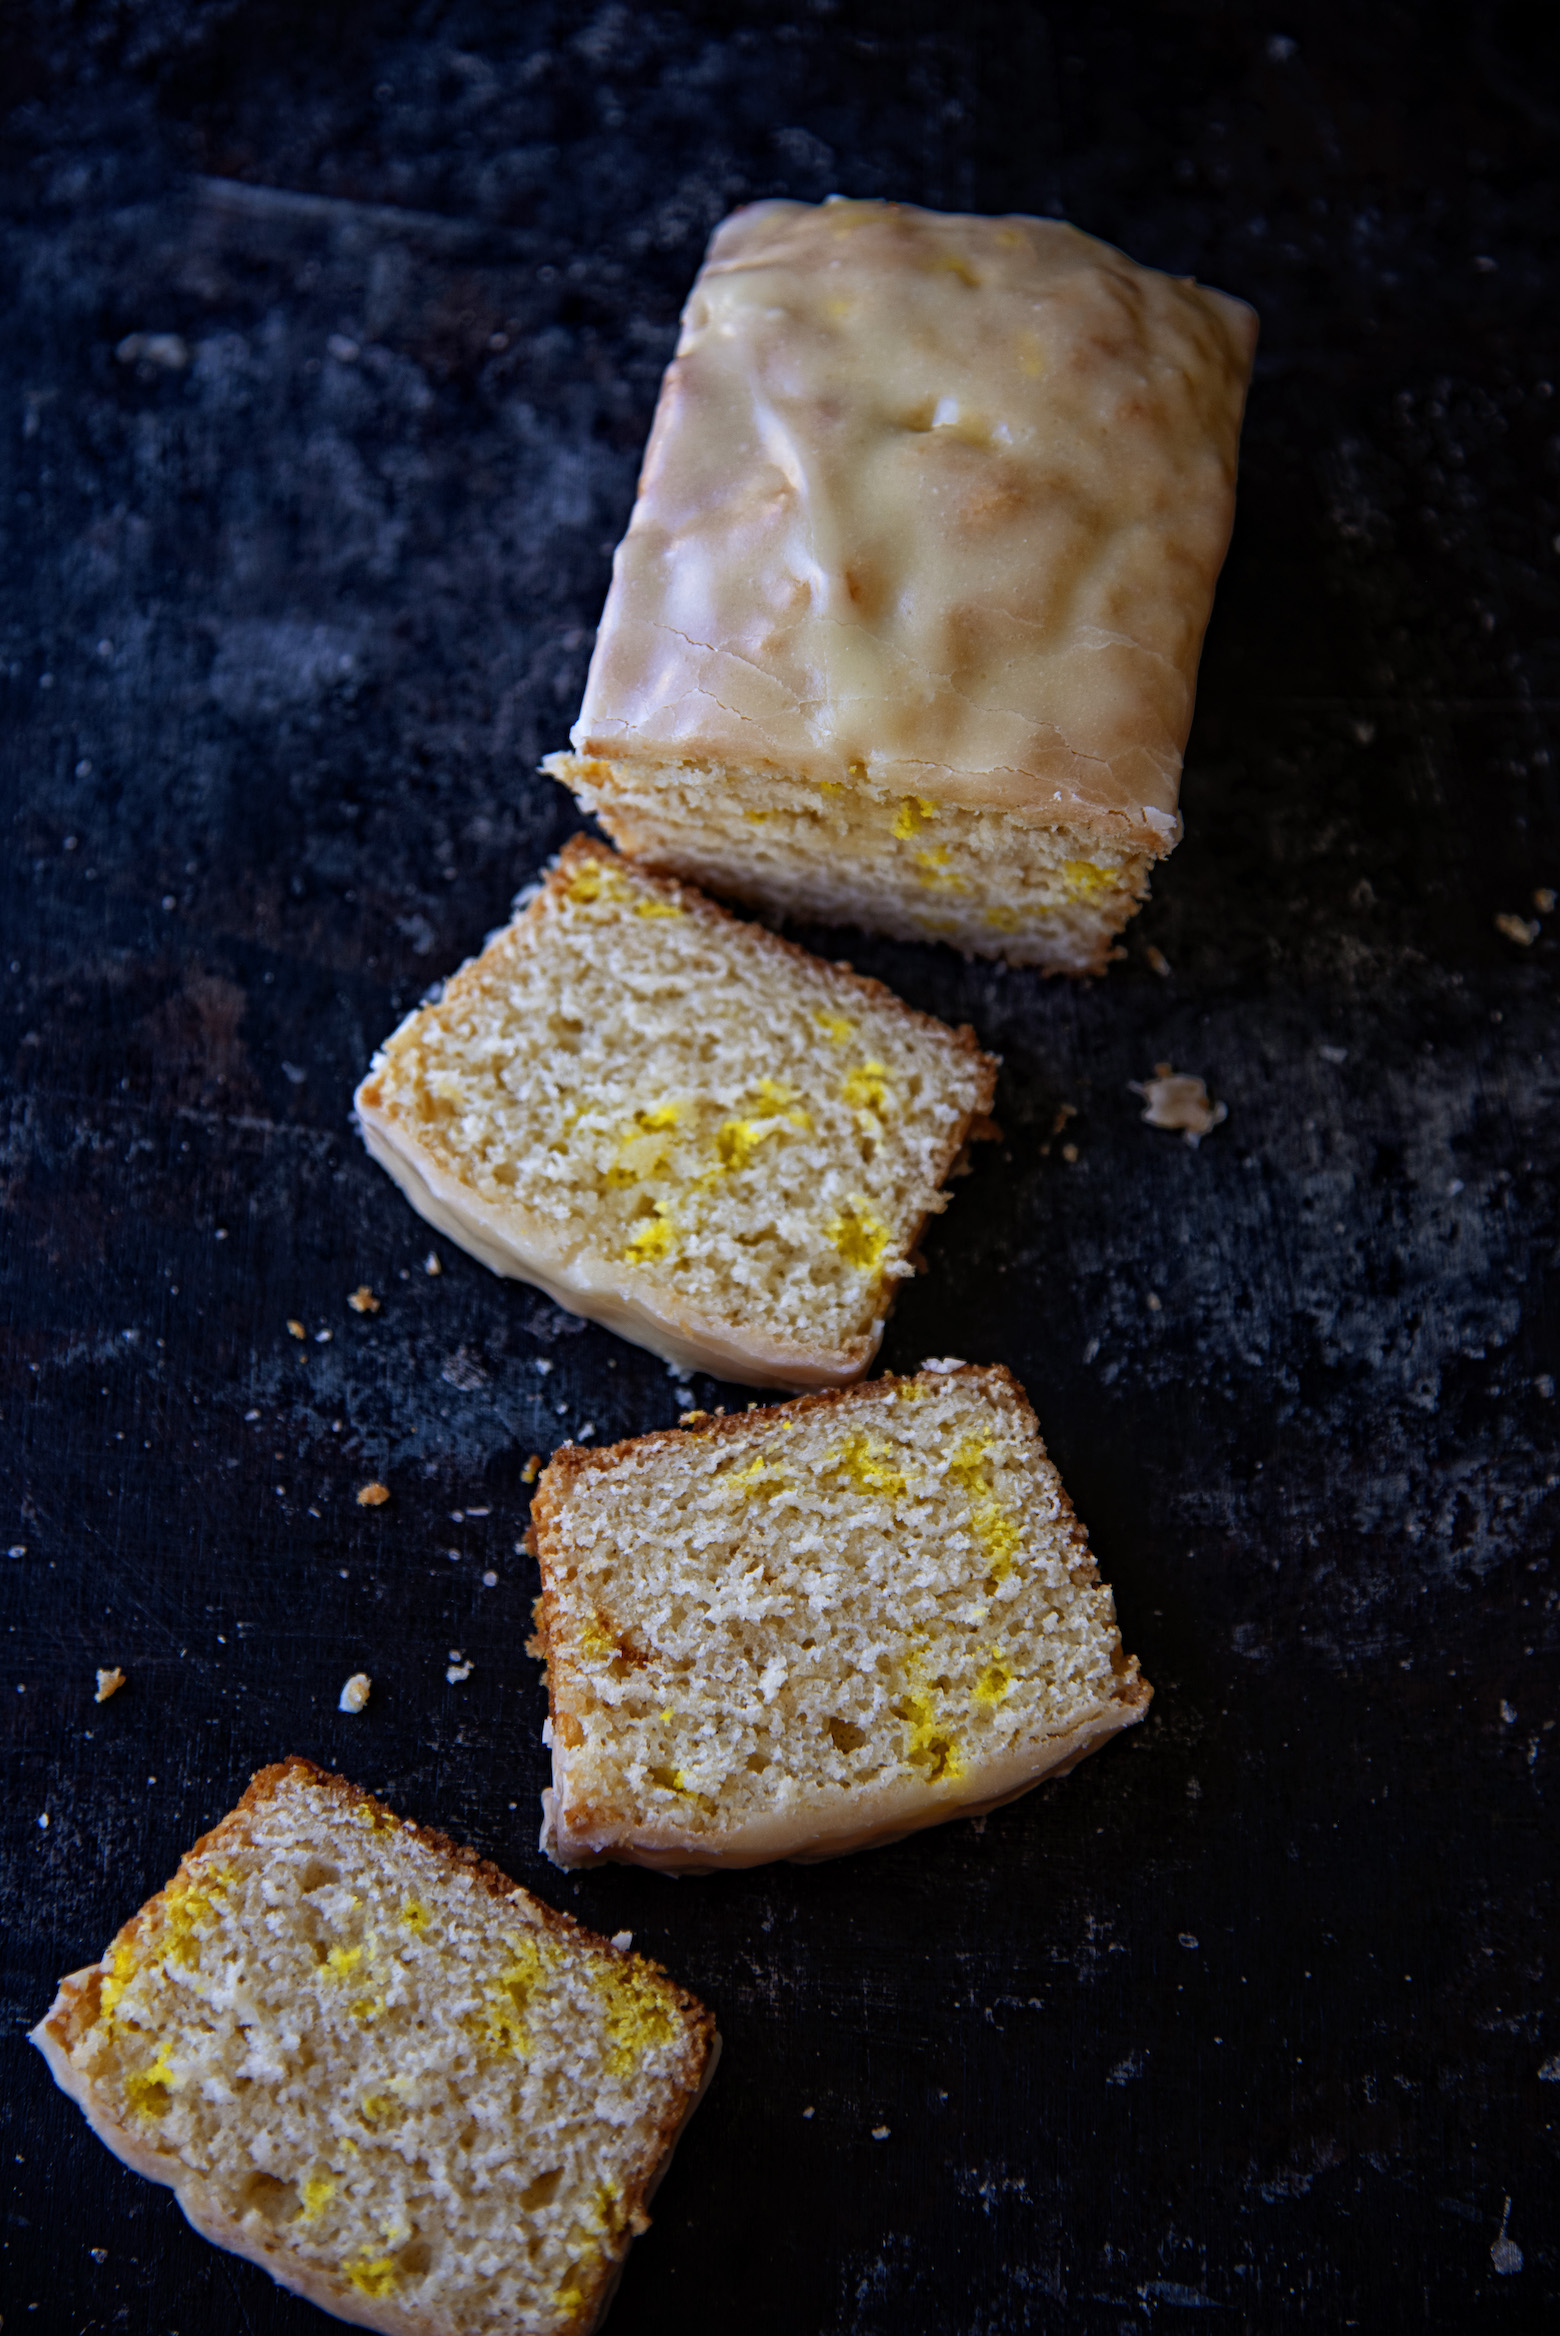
348 1285 381 1314
337 1673 371 1714
30 1758 717 2336
94 1667 126 1704
355 839 996 1388
532 1364 1149 1872
356 1482 390 1509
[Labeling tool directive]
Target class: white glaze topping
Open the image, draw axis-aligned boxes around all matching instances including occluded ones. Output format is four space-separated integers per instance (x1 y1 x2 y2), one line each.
573 197 1257 843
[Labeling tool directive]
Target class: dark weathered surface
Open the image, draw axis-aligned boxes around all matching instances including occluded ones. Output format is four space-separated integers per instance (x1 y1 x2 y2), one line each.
3 4 1557 2328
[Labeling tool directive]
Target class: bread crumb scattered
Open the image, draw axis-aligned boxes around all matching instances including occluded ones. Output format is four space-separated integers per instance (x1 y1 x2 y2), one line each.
338 1672 371 1714
610 1930 634 1952
871 2124 890 2140
521 1454 542 1485
94 1666 125 1704
425 1250 443 1275
286 1318 305 1339
347 1285 380 1314
1061 1141 1080 1163
919 1356 967 1373
1496 911 1540 947
1535 887 1556 914
1131 1063 1228 1146
1144 943 1172 977
802 2105 815 2119
356 1481 390 1508
446 1657 473 1684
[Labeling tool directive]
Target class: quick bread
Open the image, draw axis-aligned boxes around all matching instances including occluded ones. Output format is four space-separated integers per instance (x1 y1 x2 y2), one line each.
530 1364 1150 1872
355 838 996 1388
30 1758 717 2336
547 196 1257 972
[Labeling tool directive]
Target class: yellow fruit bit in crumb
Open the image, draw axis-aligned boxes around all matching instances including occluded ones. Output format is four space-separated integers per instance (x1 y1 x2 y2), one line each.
356 1481 390 1507
984 905 1025 932
660 1707 675 1724
476 1934 546 2056
840 1061 891 1116
399 1900 430 1930
596 1955 680 2076
360 2094 391 2123
634 896 682 917
564 859 617 906
301 2175 335 2219
324 1942 363 1981
744 808 770 823
724 1454 790 1500
826 1202 892 1273
624 1202 677 1264
974 1653 1013 1707
896 1691 965 1782
715 1115 787 1172
648 1764 691 1795
829 1432 912 1500
846 758 868 779
577 1611 617 1661
346 2256 400 2298
125 2040 179 2117
98 1937 140 2021
913 847 962 889
892 796 939 840
818 779 843 795
815 1009 856 1046
348 1285 379 1314
352 1799 397 1832
948 1435 1023 1583
1063 860 1115 900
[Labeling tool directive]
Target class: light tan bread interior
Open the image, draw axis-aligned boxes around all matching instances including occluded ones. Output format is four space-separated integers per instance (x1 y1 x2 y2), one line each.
531 1365 1150 1873
556 197 1256 964
30 1759 717 2336
547 751 1154 972
355 839 996 1387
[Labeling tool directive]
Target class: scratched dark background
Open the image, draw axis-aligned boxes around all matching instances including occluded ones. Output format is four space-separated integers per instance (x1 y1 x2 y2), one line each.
3 2 1558 2329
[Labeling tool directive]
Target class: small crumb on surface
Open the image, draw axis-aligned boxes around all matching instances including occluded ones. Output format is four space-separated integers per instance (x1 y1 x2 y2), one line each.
424 1250 442 1275
1131 1064 1228 1146
94 1666 125 1704
482 1570 498 1587
1535 887 1557 913
1061 1141 1079 1163
920 1357 967 1373
356 1481 390 1508
610 1930 633 1952
802 2105 815 2119
1495 911 1540 947
871 2124 890 2140
338 1672 371 1714
1144 943 1171 976
446 1658 473 1684
287 1318 305 1338
348 1285 380 1314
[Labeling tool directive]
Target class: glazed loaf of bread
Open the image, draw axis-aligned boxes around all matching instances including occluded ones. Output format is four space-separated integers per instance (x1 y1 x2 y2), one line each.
549 196 1256 970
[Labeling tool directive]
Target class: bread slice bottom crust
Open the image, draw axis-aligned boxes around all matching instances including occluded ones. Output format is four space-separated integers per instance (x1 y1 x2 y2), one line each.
30 1759 718 2336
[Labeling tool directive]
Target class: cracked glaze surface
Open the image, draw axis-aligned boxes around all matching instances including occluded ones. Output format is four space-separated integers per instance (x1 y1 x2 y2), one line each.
575 199 1257 843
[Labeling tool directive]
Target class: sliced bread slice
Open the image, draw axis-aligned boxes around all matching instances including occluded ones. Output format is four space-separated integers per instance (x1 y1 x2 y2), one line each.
31 1758 717 2336
355 838 996 1388
530 1364 1150 1873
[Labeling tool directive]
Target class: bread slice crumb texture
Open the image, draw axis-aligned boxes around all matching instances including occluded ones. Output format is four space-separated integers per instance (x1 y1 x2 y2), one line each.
30 1759 717 2336
532 1367 1150 1872
354 839 996 1387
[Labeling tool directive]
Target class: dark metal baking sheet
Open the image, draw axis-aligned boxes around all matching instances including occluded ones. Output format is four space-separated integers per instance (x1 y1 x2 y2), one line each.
3 5 1556 2329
